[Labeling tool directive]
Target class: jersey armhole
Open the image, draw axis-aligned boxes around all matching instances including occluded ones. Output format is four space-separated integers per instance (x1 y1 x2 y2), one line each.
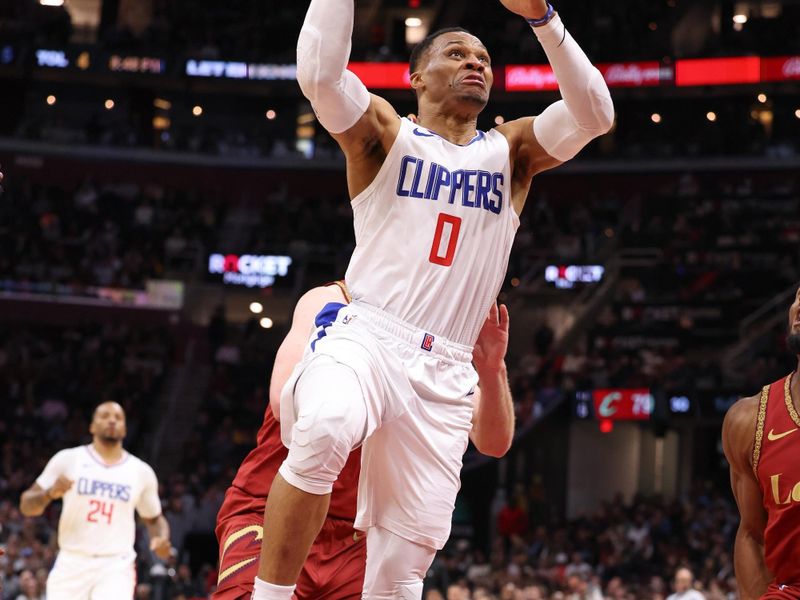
752 384 770 478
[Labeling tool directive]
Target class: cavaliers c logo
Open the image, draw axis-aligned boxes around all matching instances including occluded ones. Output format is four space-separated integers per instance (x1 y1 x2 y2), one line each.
217 525 264 583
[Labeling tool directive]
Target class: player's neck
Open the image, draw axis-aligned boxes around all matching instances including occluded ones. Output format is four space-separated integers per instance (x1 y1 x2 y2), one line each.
792 366 800 412
415 108 479 146
92 439 124 463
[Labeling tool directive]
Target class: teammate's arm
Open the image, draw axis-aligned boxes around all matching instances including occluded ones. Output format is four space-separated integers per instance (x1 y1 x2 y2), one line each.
270 285 351 421
496 1 614 193
142 514 172 560
19 477 72 517
296 0 401 198
20 450 74 517
722 395 772 599
470 304 515 457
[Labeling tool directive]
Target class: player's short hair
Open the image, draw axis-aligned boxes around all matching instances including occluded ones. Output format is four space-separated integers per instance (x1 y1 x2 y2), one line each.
409 27 474 74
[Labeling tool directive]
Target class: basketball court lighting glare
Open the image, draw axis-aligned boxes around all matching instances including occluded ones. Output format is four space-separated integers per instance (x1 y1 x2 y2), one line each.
795 109 800 119
758 93 768 103
494 116 505 125
250 302 264 314
46 95 56 105
40 0 64 5
651 113 662 124
405 17 423 27
192 105 203 116
706 112 717 122
260 317 274 329
266 110 277 120
732 14 748 24
105 99 115 110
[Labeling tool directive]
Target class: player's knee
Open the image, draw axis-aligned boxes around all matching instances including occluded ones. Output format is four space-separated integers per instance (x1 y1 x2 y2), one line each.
282 387 367 494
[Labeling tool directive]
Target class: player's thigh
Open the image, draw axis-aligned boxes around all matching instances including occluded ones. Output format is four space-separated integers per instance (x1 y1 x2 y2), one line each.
362 526 435 600
212 583 254 600
302 529 367 600
47 552 93 600
89 556 136 600
215 519 263 596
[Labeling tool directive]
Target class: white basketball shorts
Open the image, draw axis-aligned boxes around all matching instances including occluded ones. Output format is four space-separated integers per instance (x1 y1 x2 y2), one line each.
280 299 478 550
46 549 136 600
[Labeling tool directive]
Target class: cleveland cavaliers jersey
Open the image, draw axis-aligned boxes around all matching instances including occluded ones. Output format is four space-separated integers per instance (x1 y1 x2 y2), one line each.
345 117 519 347
753 374 800 585
36 445 162 556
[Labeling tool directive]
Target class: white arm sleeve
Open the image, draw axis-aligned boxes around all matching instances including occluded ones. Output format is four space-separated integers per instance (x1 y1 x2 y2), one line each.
135 462 162 519
296 0 371 134
35 449 71 490
531 14 615 162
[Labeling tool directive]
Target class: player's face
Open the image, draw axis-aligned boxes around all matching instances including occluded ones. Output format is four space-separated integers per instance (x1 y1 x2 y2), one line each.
90 402 126 442
415 32 493 110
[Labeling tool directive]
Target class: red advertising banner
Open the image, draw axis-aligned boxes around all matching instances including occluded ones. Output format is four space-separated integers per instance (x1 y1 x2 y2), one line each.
593 389 653 421
506 65 559 91
675 56 761 86
506 61 670 91
348 62 411 89
761 56 800 82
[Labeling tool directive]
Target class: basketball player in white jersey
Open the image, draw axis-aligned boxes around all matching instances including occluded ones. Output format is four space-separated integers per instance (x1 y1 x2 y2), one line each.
20 401 171 600
253 1 614 598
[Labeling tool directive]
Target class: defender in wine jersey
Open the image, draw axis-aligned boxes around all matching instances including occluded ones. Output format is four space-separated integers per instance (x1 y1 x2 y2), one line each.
20 402 171 600
214 281 514 599
254 0 614 597
724 285 800 600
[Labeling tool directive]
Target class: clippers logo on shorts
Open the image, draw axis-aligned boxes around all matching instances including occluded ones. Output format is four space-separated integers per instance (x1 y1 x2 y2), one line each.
421 333 435 352
76 477 131 501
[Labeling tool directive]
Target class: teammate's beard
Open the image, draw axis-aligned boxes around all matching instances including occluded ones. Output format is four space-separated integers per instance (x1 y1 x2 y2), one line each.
98 434 122 444
787 332 800 356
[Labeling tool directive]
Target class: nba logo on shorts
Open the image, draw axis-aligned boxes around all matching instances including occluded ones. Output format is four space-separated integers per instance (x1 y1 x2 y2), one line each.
421 333 435 352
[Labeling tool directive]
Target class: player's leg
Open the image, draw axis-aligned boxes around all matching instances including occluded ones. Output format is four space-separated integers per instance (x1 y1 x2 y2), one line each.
46 551 93 600
88 554 136 600
361 526 436 600
299 517 366 600
213 517 264 599
256 355 369 592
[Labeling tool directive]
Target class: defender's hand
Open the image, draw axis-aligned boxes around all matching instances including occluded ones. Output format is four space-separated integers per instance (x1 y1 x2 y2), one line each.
473 303 509 373
498 0 550 20
47 476 74 500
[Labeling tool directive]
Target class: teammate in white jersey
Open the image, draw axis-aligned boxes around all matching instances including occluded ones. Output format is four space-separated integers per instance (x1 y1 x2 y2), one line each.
20 401 171 600
254 1 614 598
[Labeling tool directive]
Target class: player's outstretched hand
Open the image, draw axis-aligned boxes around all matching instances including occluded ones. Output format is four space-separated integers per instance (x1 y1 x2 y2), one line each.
473 303 509 373
150 536 172 560
47 475 74 500
498 0 550 20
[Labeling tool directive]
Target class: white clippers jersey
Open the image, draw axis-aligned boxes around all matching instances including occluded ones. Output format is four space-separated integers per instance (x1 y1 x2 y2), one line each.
345 117 519 346
36 445 162 556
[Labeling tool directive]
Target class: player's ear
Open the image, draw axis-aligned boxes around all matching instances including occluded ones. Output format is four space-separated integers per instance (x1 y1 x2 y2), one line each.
410 70 424 94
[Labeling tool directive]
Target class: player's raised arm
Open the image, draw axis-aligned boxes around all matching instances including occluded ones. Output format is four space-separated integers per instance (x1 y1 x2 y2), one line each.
297 0 400 196
497 1 614 178
722 396 772 599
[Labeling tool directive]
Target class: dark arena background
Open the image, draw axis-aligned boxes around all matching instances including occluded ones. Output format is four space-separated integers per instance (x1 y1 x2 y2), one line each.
1 0 800 598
